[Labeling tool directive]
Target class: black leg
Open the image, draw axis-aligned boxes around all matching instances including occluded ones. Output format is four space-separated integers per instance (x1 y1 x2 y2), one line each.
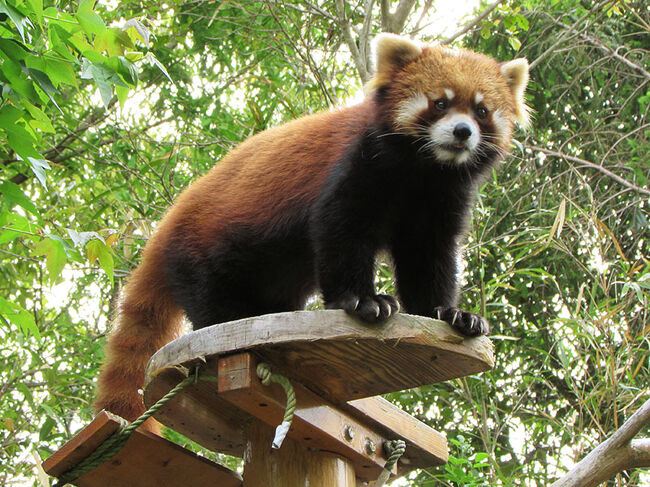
310 145 400 323
391 230 489 337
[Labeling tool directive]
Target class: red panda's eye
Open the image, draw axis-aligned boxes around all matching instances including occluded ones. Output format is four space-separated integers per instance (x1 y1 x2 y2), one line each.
434 99 448 111
476 105 489 119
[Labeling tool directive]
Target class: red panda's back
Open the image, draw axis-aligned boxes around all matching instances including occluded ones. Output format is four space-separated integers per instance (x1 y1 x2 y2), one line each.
153 101 373 251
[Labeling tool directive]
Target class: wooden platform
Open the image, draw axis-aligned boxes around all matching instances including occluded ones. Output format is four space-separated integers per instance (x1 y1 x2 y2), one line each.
143 310 494 479
44 310 494 486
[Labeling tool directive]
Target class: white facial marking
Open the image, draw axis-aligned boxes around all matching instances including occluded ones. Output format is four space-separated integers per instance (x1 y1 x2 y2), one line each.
492 108 508 142
429 112 480 164
395 93 428 132
475 92 484 105
444 88 455 100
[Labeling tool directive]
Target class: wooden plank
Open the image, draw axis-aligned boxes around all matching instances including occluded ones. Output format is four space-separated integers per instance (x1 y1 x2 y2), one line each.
146 310 493 405
43 411 121 477
217 353 394 482
43 411 242 487
144 366 247 457
345 397 448 473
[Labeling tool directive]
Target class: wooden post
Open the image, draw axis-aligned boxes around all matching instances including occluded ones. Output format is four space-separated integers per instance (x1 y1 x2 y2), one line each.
243 419 355 487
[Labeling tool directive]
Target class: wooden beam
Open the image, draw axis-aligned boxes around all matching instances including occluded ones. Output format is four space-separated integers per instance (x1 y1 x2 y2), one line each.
217 353 394 482
346 396 448 473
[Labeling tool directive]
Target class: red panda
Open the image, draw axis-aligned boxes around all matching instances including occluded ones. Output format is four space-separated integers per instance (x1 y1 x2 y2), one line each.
95 34 530 428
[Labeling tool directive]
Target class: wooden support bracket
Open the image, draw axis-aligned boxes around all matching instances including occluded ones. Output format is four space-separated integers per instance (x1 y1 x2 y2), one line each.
217 352 394 481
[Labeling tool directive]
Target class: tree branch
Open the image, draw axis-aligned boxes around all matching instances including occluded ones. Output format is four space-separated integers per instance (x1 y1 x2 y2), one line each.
547 14 650 80
529 0 615 70
441 0 506 45
530 146 650 197
335 0 369 82
551 399 650 487
379 0 415 33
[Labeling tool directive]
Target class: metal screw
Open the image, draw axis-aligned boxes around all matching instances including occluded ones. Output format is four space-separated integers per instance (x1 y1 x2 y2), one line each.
365 439 376 455
343 425 355 441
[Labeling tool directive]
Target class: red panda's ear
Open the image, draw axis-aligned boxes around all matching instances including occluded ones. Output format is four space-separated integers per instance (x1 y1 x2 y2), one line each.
500 58 531 129
374 33 422 73
366 34 422 91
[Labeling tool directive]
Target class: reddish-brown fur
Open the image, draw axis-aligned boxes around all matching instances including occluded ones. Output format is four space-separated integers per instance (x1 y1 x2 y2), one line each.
94 103 374 427
95 40 529 429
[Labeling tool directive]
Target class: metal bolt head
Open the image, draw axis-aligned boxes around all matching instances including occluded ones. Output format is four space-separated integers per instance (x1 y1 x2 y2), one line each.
343 425 355 441
365 438 376 455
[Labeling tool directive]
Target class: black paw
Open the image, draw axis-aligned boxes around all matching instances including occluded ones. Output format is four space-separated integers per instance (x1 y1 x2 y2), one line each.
328 294 400 323
434 306 489 337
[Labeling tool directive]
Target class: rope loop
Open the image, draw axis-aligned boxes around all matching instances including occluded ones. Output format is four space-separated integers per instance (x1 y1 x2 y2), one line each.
374 439 407 487
256 362 296 449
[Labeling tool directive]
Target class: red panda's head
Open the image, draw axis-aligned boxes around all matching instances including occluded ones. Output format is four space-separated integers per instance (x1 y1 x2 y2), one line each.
368 34 530 166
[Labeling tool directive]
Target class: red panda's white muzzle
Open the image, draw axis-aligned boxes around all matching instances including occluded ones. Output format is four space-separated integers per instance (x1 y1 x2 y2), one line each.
429 112 480 164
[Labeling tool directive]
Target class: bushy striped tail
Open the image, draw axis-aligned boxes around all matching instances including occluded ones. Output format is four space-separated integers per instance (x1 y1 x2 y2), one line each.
94 251 183 432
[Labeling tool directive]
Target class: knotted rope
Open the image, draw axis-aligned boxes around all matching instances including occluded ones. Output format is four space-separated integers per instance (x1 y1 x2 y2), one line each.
256 362 296 449
374 439 407 487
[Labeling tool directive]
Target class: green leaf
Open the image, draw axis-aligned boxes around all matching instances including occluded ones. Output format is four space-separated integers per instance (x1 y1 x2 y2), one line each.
28 157 51 188
515 14 530 31
0 296 39 338
27 0 44 24
115 83 129 108
0 104 23 125
21 99 55 132
75 0 106 37
0 54 40 102
7 127 41 160
509 37 522 52
81 60 127 107
0 38 31 62
27 68 61 111
87 238 114 283
0 0 34 42
123 18 150 44
33 236 67 281
48 24 78 62
0 181 39 216
43 58 77 88
145 52 174 84
39 416 56 441
0 212 35 244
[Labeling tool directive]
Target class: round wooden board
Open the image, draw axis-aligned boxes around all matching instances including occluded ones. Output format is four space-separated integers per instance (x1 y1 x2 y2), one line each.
143 310 493 460
146 310 493 402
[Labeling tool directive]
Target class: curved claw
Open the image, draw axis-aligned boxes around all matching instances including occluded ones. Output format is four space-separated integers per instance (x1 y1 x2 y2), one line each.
433 306 490 337
328 294 400 324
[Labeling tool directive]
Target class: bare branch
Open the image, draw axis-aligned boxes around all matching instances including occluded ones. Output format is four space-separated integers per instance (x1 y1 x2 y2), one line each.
547 15 650 80
551 399 650 487
380 0 415 33
391 0 416 33
359 0 375 77
529 0 615 70
441 0 507 45
335 0 369 82
530 146 650 197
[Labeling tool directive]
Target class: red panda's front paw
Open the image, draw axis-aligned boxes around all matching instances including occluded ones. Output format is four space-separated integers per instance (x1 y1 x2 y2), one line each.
434 306 490 337
328 294 400 323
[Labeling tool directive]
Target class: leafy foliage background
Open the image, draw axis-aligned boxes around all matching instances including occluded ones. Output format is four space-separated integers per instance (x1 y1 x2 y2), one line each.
0 0 648 485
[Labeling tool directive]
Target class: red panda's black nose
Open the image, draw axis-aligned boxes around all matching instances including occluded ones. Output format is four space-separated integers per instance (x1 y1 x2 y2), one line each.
453 123 472 140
